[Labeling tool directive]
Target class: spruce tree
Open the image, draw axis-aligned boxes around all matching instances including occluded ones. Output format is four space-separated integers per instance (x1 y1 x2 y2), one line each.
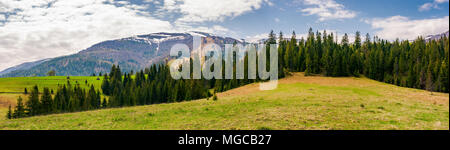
86 85 97 110
7 105 12 119
101 74 110 95
26 85 40 116
438 61 449 92
102 98 108 108
354 31 361 50
14 96 26 118
40 87 53 114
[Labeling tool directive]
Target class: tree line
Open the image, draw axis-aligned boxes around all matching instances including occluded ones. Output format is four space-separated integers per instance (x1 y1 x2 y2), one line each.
275 28 448 93
101 61 259 108
7 83 102 119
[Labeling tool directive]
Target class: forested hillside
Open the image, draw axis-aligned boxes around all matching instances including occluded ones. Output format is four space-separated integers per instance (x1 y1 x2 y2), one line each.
275 28 449 93
6 28 449 119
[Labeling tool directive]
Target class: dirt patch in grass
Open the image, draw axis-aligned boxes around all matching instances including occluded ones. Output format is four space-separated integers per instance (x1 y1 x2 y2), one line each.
0 94 26 108
217 83 260 98
279 73 377 87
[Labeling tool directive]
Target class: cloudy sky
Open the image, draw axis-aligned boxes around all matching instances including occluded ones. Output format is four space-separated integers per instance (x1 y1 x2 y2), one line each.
0 0 449 71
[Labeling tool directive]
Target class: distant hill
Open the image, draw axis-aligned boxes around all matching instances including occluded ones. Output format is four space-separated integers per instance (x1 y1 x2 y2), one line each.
0 58 51 76
0 32 242 77
425 31 449 42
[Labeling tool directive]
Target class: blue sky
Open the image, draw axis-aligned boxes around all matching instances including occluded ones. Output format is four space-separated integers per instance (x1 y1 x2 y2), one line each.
200 0 449 41
0 0 449 71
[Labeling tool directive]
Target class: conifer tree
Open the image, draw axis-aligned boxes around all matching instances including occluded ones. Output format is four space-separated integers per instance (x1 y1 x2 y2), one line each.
102 98 108 108
40 87 53 114
7 105 12 119
438 60 449 92
101 74 110 95
26 85 40 116
14 96 26 118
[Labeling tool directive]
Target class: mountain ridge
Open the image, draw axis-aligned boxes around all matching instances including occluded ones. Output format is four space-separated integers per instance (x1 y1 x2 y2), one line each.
425 31 449 42
0 31 242 77
0 58 51 76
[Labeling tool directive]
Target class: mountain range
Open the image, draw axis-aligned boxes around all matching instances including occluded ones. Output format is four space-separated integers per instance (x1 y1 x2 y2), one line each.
425 31 449 42
0 32 242 77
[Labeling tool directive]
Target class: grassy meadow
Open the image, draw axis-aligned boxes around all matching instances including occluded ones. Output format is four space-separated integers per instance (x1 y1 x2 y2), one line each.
0 76 103 109
0 73 448 130
0 76 103 93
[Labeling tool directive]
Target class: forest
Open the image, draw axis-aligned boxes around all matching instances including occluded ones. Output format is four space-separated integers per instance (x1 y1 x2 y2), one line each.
275 28 448 93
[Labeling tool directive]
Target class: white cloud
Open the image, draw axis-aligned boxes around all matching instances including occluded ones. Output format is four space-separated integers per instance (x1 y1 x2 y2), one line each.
157 0 268 23
245 33 268 43
419 0 449 11
274 18 280 22
419 3 436 11
365 15 449 40
435 0 449 3
0 0 176 71
298 0 356 21
0 0 264 71
144 0 162 5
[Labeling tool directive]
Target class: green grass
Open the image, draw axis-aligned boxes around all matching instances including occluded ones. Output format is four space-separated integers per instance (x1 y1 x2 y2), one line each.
0 76 103 108
0 73 448 130
0 76 103 93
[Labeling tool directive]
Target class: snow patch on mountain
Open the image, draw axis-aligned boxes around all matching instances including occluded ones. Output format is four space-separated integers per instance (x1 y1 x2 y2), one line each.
425 31 449 42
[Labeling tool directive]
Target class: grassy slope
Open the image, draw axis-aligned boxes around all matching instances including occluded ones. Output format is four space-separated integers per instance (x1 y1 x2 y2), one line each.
0 76 103 93
0 73 448 130
0 76 103 108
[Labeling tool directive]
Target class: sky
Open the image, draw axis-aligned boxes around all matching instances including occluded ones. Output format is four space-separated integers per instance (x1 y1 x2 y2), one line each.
0 0 449 71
